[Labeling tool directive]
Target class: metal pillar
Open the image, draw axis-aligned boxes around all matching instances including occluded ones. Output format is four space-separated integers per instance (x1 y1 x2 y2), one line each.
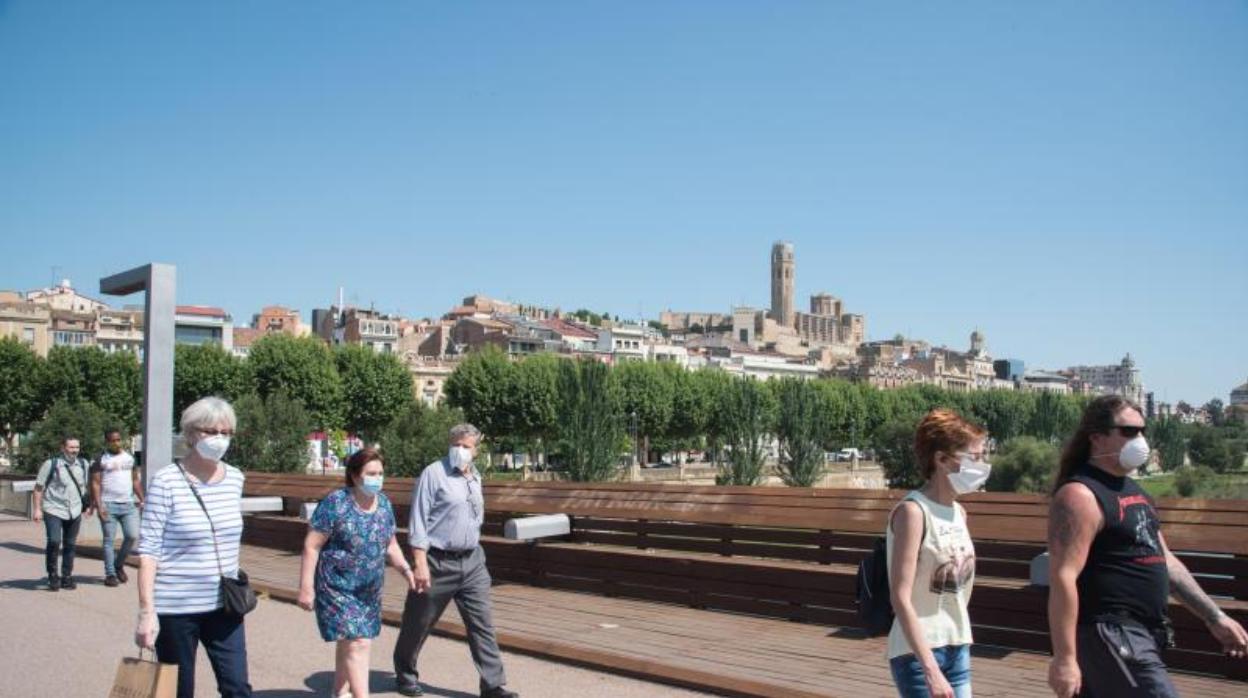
101 264 176 483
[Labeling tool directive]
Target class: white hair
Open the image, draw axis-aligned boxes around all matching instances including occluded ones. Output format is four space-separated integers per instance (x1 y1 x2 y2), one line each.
180 396 237 446
449 423 482 444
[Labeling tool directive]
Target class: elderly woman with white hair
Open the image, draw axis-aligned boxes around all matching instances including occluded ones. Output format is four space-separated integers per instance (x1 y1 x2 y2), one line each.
134 396 253 698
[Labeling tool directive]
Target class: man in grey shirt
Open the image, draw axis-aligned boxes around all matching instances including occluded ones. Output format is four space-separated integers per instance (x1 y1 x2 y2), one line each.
393 424 518 698
33 436 94 590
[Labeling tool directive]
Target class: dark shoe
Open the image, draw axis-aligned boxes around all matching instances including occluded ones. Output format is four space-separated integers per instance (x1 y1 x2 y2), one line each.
47 576 60 591
396 683 424 697
116 567 128 583
105 575 120 587
61 577 77 590
481 688 518 698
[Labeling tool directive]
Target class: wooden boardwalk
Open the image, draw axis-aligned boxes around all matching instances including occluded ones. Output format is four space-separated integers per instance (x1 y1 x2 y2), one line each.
237 544 1242 698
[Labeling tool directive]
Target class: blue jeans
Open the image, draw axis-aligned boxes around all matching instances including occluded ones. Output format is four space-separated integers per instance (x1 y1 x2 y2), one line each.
43 514 80 577
155 609 253 698
890 644 972 698
100 500 139 577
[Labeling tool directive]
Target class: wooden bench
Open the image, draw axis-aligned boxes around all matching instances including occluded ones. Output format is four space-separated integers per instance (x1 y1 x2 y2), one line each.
238 474 1248 680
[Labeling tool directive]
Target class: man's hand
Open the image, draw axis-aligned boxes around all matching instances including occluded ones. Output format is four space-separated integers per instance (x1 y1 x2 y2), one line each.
33 509 42 523
1048 656 1081 698
1209 613 1248 658
403 567 417 592
98 507 110 523
413 562 432 594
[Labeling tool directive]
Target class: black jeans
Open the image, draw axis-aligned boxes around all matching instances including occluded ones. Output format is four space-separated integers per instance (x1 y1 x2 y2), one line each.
155 609 253 698
1076 621 1178 697
43 514 81 578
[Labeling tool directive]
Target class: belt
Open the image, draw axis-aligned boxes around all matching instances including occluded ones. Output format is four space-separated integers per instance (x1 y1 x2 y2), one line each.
428 546 475 560
1089 610 1175 649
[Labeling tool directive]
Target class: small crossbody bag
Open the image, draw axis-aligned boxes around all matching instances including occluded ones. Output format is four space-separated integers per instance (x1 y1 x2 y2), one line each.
176 464 257 618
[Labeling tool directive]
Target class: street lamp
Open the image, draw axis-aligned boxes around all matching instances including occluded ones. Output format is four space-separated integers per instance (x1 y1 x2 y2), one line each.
630 411 639 467
100 264 176 484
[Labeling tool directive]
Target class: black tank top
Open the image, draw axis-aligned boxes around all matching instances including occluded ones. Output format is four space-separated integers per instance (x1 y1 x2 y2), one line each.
1065 463 1169 627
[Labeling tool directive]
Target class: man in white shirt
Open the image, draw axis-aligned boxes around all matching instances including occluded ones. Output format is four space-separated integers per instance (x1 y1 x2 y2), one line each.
90 428 143 587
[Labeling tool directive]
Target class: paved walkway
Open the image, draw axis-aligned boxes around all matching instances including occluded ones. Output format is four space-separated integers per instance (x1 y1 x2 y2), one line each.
0 515 707 697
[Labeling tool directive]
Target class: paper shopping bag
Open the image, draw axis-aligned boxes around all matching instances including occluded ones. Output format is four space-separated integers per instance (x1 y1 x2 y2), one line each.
109 652 178 698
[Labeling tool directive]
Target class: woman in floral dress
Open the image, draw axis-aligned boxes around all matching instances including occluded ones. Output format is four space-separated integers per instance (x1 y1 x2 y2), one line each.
298 448 416 698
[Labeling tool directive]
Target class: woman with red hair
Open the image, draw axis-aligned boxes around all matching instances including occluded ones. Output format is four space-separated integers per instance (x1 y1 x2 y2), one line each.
886 409 990 698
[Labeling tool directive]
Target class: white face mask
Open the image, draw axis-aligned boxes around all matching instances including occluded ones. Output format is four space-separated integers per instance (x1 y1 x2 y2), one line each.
195 434 231 462
948 455 992 495
448 445 473 472
1119 435 1150 472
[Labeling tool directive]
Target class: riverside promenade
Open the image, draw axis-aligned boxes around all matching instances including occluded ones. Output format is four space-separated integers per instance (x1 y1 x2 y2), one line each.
0 514 704 698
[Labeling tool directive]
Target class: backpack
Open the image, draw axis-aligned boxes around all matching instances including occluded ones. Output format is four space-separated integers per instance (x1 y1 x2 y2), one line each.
855 496 928 637
855 536 893 636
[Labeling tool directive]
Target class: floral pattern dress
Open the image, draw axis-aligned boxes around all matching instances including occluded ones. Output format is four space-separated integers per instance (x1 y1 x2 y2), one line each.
310 487 396 641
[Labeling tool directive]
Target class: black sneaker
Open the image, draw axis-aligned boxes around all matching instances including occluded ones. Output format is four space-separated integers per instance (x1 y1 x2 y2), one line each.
396 683 424 697
47 576 60 591
116 567 129 583
480 688 518 698
105 575 120 587
61 577 77 590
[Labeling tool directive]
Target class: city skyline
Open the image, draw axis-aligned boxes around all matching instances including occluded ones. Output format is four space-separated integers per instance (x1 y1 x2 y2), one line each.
1 2 1245 404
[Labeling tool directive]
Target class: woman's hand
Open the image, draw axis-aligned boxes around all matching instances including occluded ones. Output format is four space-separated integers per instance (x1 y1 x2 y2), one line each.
135 610 157 649
297 586 315 611
923 663 954 698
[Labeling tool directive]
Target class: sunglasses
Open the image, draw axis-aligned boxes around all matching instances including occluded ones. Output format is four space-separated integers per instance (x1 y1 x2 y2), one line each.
1112 425 1147 439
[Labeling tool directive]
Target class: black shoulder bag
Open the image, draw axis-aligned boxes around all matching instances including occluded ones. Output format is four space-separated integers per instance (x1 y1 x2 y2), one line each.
176 464 258 618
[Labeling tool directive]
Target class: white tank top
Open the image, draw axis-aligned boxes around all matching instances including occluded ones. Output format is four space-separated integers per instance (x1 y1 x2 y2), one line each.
885 490 976 659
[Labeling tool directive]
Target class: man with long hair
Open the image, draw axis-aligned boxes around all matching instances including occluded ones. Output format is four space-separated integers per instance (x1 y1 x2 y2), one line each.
1047 395 1248 697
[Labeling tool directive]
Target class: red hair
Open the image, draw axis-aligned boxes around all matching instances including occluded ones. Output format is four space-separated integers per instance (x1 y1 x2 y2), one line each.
345 447 384 487
914 409 987 479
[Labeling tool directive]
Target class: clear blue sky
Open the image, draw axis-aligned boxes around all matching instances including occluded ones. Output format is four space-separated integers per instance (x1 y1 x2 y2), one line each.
1 1 1245 405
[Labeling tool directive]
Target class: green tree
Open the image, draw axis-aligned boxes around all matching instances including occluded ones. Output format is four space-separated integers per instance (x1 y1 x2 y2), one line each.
874 417 922 489
378 402 465 477
612 360 675 463
18 399 117 473
985 436 1059 493
1149 416 1186 472
717 378 776 486
0 338 44 455
443 345 516 443
174 344 253 420
510 354 560 457
1026 391 1082 443
1203 399 1226 428
247 334 343 430
1174 465 1215 497
694 368 735 466
969 390 1034 443
775 378 826 487
39 346 142 434
555 359 623 482
231 390 314 472
668 366 713 449
337 345 414 439
1187 426 1232 473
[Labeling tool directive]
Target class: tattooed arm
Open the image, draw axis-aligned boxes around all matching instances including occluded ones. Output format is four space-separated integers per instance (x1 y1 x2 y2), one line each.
1046 483 1101 698
1161 534 1248 657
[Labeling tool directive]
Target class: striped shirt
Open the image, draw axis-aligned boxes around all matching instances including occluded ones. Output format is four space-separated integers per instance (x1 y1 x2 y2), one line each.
137 463 245 615
408 458 484 552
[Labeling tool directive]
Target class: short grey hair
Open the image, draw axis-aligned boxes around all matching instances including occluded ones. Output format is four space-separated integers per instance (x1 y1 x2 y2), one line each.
448 423 482 444
181 397 237 445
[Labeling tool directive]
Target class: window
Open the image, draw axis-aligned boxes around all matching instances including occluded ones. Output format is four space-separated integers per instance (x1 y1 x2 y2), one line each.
22 327 35 344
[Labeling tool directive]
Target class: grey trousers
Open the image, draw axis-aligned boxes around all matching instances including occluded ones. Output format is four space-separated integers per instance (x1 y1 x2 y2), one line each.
1076 621 1178 697
393 546 507 693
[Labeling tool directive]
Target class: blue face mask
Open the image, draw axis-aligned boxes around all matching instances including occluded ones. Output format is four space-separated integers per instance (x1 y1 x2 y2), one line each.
360 475 384 496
